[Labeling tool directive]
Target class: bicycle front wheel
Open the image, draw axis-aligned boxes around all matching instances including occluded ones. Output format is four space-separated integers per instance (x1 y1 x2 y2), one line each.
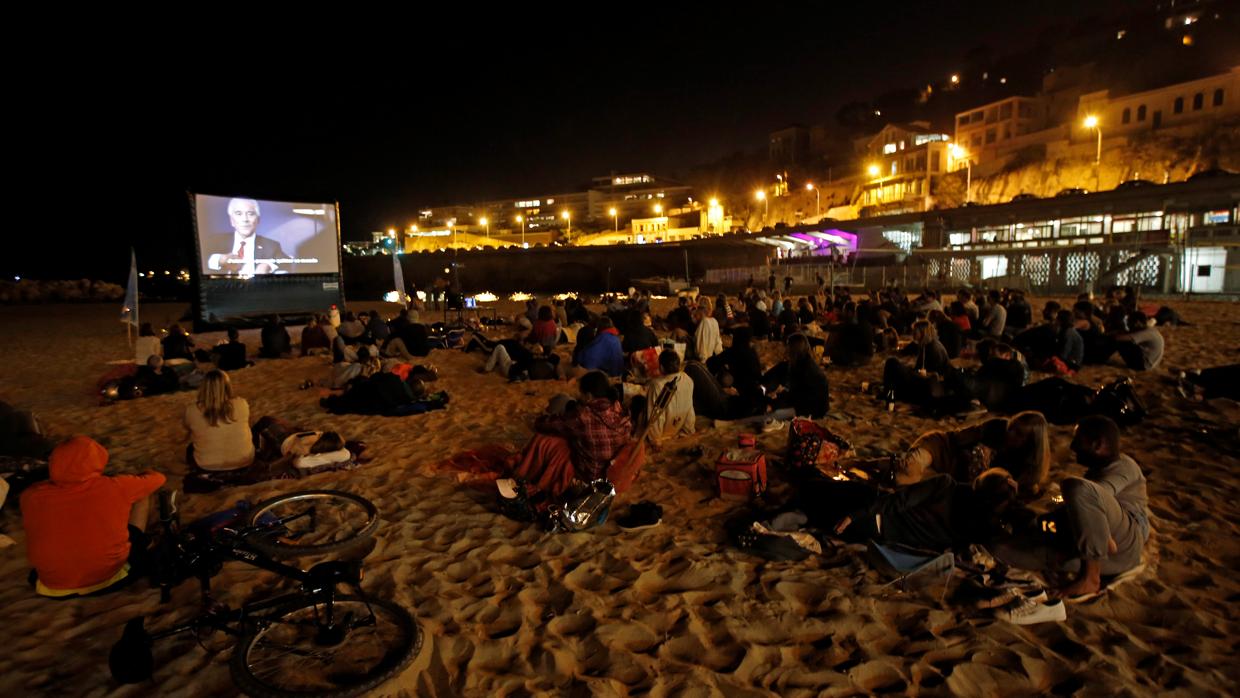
229 594 421 698
244 490 379 558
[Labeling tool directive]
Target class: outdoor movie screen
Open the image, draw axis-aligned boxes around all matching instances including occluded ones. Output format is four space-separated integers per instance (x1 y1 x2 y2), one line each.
194 194 340 277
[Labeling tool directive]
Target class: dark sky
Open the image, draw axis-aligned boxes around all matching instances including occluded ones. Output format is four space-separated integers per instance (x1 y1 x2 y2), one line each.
20 1 1130 282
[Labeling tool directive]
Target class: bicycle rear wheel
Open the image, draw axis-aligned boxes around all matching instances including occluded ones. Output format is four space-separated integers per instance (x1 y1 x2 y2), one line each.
244 490 379 558
230 594 420 698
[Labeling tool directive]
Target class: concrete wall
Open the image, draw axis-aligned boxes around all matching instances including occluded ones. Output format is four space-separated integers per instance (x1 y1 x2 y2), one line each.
343 241 772 300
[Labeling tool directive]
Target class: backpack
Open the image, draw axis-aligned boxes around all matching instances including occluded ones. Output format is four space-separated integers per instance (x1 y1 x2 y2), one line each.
785 418 852 473
1091 378 1146 426
715 446 767 501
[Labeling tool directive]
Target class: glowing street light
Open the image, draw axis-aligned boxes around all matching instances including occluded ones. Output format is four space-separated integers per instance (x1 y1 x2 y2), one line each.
755 190 768 224
867 164 881 178
479 216 489 235
561 210 571 237
609 207 618 232
949 144 972 203
950 73 960 84
387 228 396 237
806 182 820 218
653 203 663 215
709 198 718 207
515 214 525 247
1083 114 1101 165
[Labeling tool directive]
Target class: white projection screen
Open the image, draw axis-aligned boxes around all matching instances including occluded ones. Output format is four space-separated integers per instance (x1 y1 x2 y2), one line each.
193 194 340 277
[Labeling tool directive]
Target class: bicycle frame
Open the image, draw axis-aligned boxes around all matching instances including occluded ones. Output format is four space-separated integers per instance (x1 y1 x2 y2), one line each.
149 507 368 642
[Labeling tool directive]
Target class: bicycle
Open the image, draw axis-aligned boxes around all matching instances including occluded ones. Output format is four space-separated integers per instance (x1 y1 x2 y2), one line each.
109 488 422 698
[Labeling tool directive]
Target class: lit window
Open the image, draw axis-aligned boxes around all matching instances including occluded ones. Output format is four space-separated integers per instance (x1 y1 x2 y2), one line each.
883 143 897 154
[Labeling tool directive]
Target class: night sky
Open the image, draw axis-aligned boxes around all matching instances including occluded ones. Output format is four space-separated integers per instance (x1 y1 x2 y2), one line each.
24 2 1132 282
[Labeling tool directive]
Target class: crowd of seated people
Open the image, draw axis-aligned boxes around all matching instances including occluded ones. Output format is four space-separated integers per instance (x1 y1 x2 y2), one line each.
20 283 1183 617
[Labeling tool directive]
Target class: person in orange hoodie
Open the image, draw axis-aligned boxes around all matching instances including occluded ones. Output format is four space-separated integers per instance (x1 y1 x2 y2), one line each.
20 436 165 598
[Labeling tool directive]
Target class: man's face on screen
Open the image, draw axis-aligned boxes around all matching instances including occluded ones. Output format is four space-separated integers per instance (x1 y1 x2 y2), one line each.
229 201 260 238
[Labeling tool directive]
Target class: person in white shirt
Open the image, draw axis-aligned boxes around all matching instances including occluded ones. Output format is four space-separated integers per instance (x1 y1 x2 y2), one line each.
134 323 162 365
184 370 254 472
205 198 288 277
693 297 723 361
643 350 696 443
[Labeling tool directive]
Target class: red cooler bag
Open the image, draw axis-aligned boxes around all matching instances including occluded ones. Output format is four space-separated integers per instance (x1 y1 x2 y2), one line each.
716 448 767 501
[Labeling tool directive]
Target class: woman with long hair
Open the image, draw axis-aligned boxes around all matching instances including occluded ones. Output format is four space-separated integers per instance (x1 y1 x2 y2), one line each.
183 369 254 471
765 333 830 418
873 411 1051 496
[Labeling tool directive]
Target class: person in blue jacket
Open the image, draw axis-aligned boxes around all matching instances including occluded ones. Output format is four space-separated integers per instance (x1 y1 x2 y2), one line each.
573 317 625 377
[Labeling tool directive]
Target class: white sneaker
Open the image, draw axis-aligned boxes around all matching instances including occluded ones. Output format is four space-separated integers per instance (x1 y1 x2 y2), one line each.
996 598 1066 625
977 586 1048 610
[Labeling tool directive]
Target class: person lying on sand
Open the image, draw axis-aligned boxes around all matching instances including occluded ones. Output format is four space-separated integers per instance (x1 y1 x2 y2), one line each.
1178 364 1240 401
322 356 420 415
183 371 363 492
991 416 1150 599
133 355 180 396
852 412 1051 497
20 436 164 598
795 468 1021 552
331 341 382 389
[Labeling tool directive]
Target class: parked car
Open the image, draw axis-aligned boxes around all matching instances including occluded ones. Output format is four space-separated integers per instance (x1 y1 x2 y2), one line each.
1011 193 1039 202
1188 168 1235 181
1055 187 1089 197
1115 179 1155 190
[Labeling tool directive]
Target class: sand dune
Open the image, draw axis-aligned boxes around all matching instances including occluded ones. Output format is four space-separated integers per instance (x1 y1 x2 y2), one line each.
0 298 1237 697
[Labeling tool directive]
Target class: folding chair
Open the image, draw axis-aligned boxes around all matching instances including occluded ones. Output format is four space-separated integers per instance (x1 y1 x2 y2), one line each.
867 540 956 603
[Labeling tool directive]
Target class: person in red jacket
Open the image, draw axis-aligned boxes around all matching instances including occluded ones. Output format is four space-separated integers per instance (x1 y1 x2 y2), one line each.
20 436 165 597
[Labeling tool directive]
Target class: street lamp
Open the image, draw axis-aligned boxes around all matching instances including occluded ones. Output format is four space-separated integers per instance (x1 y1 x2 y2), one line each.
949 144 972 203
755 190 767 224
515 215 525 247
479 216 489 236
1083 114 1101 165
609 207 618 232
561 210 570 238
806 182 819 218
653 203 663 215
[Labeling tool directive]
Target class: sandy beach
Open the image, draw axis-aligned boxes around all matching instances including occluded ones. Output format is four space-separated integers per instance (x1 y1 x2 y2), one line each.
1 298 1238 697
